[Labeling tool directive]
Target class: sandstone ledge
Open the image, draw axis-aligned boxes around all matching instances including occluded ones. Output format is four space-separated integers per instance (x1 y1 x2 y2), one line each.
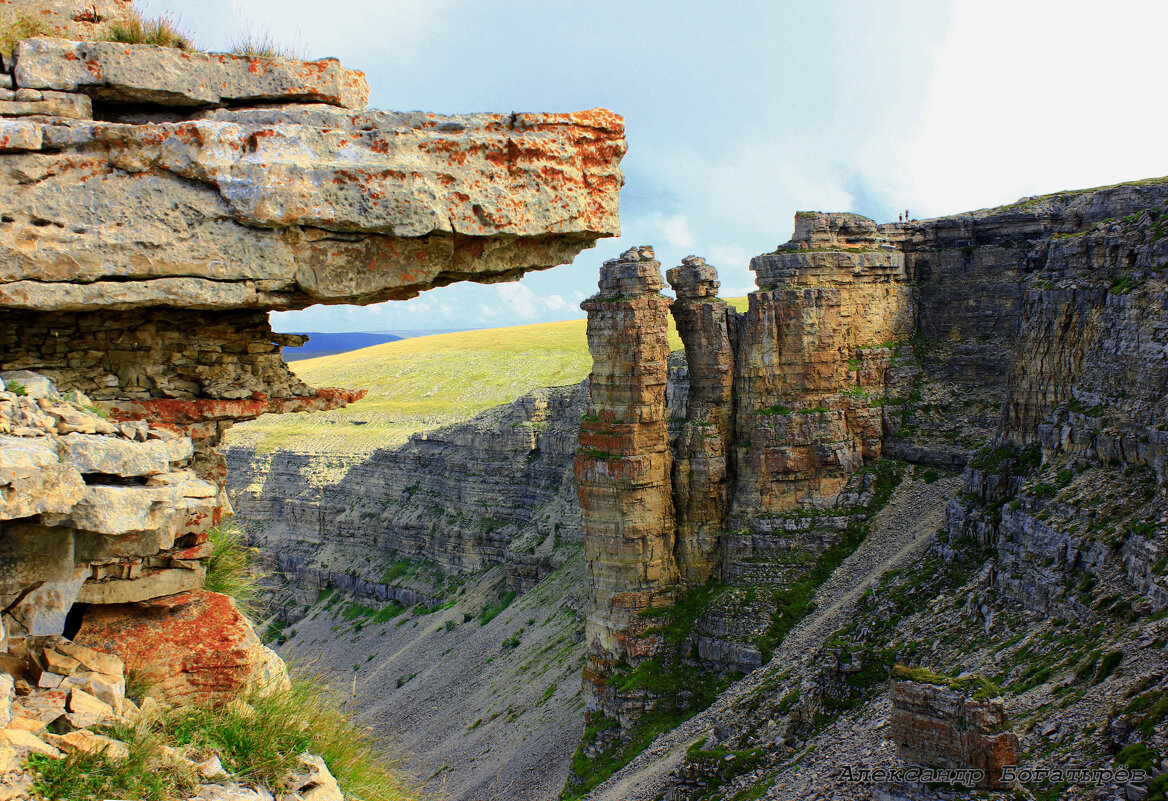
14 37 369 109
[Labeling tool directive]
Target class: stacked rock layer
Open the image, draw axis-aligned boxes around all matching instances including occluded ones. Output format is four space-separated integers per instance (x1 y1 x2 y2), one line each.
576 247 679 716
0 0 626 773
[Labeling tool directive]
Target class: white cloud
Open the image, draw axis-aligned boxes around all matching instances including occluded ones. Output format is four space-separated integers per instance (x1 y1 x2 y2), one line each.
477 284 579 322
643 213 696 251
908 0 1168 216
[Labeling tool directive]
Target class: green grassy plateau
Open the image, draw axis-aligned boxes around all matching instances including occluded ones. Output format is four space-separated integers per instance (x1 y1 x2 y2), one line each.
227 298 748 455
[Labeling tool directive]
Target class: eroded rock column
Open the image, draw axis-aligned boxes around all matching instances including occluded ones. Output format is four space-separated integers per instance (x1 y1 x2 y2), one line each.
732 213 914 512
666 257 739 584
576 246 677 714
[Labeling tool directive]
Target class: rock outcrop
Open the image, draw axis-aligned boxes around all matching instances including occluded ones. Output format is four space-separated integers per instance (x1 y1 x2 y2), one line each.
667 257 738 584
0 25 624 491
0 374 220 636
889 673 1019 789
15 37 370 108
0 5 625 788
576 246 678 717
576 227 916 715
75 589 287 704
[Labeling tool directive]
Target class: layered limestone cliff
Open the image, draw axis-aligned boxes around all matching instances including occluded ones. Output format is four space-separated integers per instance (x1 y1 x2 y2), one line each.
226 384 587 621
575 247 679 718
570 179 1168 800
0 4 625 793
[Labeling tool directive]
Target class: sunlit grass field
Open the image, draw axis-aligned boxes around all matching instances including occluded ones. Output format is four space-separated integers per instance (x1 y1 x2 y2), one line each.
226 297 749 454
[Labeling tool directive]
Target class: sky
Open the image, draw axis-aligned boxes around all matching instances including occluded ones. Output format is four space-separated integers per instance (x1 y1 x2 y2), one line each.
152 0 1168 333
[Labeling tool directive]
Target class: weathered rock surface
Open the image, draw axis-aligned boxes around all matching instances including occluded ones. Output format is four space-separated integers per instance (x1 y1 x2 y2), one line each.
0 380 220 636
576 246 678 716
0 1 137 44
0 89 91 119
15 37 369 108
75 588 286 704
0 105 623 312
735 217 913 511
889 676 1019 789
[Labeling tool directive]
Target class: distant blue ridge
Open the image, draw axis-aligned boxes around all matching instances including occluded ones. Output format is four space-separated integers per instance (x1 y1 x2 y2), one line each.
279 329 472 360
281 332 403 361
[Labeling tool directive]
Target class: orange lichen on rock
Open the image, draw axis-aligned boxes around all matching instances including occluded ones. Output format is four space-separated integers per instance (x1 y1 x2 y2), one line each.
74 589 284 705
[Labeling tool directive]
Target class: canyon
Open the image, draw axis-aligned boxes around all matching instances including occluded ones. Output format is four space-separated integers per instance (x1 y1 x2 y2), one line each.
226 180 1168 800
0 2 1166 799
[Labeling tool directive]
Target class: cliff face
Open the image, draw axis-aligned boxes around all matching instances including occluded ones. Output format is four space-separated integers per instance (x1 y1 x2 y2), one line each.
930 185 1168 621
575 247 679 717
0 7 625 779
571 179 1168 799
226 384 587 618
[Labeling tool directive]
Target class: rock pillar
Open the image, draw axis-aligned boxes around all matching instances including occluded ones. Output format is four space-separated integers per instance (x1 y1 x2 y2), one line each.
666 257 738 584
576 246 678 713
732 214 914 512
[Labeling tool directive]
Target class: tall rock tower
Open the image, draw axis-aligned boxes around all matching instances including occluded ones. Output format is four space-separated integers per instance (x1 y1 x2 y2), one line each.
666 257 739 584
576 246 678 716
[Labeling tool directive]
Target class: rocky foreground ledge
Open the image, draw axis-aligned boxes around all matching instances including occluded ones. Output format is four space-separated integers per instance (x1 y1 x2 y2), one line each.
0 26 624 479
0 3 625 796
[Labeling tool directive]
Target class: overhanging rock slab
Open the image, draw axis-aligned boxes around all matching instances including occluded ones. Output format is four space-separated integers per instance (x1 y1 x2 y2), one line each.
0 108 625 311
14 37 369 109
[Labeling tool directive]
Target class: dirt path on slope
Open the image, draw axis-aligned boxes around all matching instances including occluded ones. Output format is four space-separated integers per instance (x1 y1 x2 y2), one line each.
584 475 962 801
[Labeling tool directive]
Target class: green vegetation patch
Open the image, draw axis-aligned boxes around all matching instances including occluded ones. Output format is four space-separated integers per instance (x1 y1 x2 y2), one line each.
969 442 1042 476
480 590 517 625
681 739 768 800
891 664 1003 701
563 581 740 800
29 674 416 800
103 10 194 49
204 522 264 619
0 9 50 58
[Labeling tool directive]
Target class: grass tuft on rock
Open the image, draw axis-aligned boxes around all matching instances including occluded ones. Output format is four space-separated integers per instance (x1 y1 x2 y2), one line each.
29 727 197 801
892 664 1003 701
229 30 305 60
204 522 265 619
29 672 419 801
0 10 49 58
102 10 194 50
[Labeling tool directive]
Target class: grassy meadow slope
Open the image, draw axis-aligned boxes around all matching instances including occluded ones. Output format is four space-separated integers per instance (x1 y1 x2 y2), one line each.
227 298 749 454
